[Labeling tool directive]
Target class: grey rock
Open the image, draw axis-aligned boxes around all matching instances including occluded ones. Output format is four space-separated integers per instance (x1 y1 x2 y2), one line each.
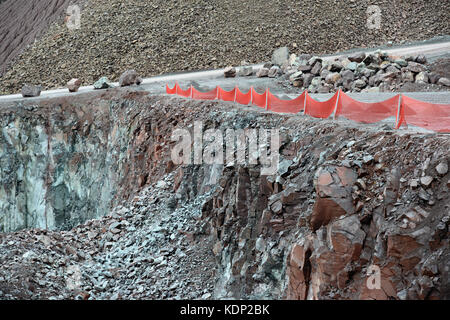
437 77 450 87
416 54 427 64
328 61 343 72
224 66 236 78
93 77 111 89
119 70 139 86
21 84 42 97
428 72 440 84
415 72 429 83
346 62 358 71
348 52 366 63
256 67 270 78
436 162 448 175
268 66 281 78
311 61 322 75
303 73 315 87
420 176 433 187
407 61 426 73
395 59 408 67
238 66 253 77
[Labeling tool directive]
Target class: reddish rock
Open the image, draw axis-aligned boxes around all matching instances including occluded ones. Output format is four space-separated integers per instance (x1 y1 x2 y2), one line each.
67 78 81 92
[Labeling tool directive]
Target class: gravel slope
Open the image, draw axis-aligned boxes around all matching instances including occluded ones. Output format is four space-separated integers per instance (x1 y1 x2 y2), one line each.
0 0 83 76
0 0 449 94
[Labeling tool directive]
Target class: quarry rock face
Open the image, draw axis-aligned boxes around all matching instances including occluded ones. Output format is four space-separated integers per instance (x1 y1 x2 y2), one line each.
0 91 449 300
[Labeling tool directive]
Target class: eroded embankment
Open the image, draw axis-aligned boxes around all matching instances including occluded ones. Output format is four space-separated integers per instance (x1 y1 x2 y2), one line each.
0 91 449 300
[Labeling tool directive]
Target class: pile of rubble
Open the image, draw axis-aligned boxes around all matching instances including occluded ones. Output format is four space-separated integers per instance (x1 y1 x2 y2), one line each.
0 171 216 300
231 47 450 94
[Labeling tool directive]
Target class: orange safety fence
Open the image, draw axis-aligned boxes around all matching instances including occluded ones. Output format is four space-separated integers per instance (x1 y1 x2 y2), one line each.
176 83 192 98
192 86 218 100
166 83 177 95
397 96 450 133
236 87 252 105
218 87 236 102
267 91 305 114
305 91 339 119
251 87 267 109
335 92 400 123
166 82 450 133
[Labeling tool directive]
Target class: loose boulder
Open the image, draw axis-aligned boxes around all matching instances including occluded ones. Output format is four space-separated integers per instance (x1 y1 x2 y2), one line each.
67 78 81 92
119 70 139 86
93 77 111 89
256 67 270 78
21 84 41 97
224 66 236 78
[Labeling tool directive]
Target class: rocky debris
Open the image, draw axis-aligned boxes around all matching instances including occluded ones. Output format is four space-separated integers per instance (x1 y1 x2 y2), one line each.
2 0 449 94
21 84 41 97
224 66 236 78
277 50 449 93
119 70 140 87
93 77 111 89
0 92 449 300
67 78 81 92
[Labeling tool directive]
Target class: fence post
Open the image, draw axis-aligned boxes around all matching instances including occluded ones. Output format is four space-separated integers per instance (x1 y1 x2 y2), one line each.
190 84 193 99
265 88 269 110
332 90 341 120
175 82 178 95
234 85 237 103
215 86 220 100
303 91 308 115
395 94 402 129
250 86 253 105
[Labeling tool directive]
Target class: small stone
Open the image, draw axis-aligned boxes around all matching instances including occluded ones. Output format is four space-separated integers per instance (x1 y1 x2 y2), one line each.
437 77 450 87
201 293 212 299
325 72 341 84
415 54 427 64
415 72 429 83
268 66 281 78
410 179 419 188
21 84 41 97
420 176 433 187
93 77 111 89
394 59 408 67
436 162 448 175
67 78 81 92
224 66 236 78
238 66 253 76
256 67 269 78
119 70 139 86
348 52 366 63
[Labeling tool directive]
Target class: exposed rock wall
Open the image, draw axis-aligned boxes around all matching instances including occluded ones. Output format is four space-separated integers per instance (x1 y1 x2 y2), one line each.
0 90 175 231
